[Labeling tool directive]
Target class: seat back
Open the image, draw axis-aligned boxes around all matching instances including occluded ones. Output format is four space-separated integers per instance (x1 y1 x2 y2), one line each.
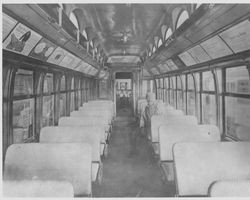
208 180 250 197
173 142 250 196
151 115 198 143
73 109 112 123
59 116 108 137
159 124 220 161
3 180 74 197
198 124 221 141
40 126 101 162
4 143 92 196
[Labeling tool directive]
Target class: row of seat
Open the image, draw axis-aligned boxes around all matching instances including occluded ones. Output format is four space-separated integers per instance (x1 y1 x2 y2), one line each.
148 103 250 197
3 100 115 197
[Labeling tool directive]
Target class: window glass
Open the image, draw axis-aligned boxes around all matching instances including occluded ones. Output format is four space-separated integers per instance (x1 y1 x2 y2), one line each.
170 77 176 107
203 71 215 91
71 77 75 90
158 39 163 47
59 93 66 117
202 94 216 125
177 90 184 110
216 69 222 93
78 79 81 107
181 75 186 113
187 91 195 115
60 76 66 91
59 76 66 117
142 80 147 98
70 77 75 111
226 66 250 94
71 92 75 111
165 28 172 41
176 10 189 29
43 73 53 93
14 69 33 96
42 95 54 127
197 91 201 122
13 99 34 143
225 97 250 141
187 74 195 90
69 12 79 29
156 79 160 88
164 78 169 103
194 73 200 92
177 76 182 89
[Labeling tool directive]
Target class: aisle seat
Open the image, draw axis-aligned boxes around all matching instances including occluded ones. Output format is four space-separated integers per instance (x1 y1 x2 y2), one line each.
87 100 114 115
40 126 102 182
159 124 221 161
173 142 250 196
151 115 197 143
59 116 108 141
208 180 250 197
3 180 74 197
150 115 197 155
159 124 220 181
4 143 92 197
77 108 113 125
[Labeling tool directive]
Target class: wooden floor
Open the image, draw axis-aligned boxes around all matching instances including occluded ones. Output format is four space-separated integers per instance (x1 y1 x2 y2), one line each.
94 105 175 197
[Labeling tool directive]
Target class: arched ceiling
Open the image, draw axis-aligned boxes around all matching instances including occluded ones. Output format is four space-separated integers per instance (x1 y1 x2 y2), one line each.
69 4 175 62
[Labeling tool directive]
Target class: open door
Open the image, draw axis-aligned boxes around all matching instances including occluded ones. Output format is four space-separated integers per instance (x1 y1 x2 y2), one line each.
115 72 133 117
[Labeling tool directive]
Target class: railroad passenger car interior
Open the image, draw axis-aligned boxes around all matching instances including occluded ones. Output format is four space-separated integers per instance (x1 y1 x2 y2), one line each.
2 2 250 198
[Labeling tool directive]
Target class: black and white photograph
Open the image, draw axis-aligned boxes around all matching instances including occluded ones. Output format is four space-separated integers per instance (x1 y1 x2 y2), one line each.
1 1 250 198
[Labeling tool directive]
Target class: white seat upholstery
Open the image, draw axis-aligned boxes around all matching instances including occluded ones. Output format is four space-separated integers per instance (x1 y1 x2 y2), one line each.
151 115 198 144
159 124 220 161
74 108 112 124
4 143 92 196
173 142 250 196
3 180 74 197
208 180 250 197
40 126 102 182
59 116 108 141
198 124 221 141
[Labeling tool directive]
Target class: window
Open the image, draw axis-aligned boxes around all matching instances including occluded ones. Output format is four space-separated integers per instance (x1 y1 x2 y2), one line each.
13 69 35 143
160 78 164 100
42 73 54 127
70 77 75 111
14 69 33 96
203 71 215 91
202 71 217 125
156 79 160 99
225 66 250 140
158 39 163 48
226 66 250 94
69 12 79 29
177 76 184 110
78 79 82 108
170 77 176 108
225 97 250 141
202 94 216 125
176 10 189 29
152 46 156 53
59 75 66 117
181 75 186 113
142 80 148 98
164 77 169 103
150 80 154 93
82 79 86 103
194 73 201 121
187 74 196 115
165 28 172 41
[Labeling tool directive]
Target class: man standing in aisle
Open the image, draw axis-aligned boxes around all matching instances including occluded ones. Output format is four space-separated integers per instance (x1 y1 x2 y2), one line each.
140 92 160 140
